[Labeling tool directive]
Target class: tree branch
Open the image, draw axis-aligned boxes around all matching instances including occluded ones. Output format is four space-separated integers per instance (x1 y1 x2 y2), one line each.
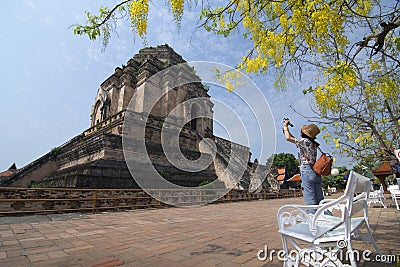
91 0 130 30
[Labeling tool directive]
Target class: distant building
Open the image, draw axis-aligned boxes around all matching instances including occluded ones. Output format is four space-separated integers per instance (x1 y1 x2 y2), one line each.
274 167 300 189
0 163 18 178
372 162 393 193
286 174 301 189
277 167 285 185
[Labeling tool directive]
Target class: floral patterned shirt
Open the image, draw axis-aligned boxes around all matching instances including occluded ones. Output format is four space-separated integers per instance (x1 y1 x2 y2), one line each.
295 138 318 166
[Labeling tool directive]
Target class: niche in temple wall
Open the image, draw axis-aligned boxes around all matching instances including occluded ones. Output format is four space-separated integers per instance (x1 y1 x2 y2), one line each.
90 87 111 127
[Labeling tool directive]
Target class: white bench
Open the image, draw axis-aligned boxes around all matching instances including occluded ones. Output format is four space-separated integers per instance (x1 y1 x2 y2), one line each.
388 184 400 210
278 171 382 267
368 183 387 208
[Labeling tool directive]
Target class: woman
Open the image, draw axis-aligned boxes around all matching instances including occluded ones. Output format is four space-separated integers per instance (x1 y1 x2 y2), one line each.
283 119 324 211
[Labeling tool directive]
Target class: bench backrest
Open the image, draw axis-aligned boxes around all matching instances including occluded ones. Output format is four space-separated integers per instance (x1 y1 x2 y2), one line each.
310 171 370 235
348 171 370 217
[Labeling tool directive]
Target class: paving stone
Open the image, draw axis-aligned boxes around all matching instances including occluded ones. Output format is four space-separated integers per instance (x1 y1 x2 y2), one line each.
0 230 14 238
3 239 19 246
5 248 26 258
232 251 259 264
63 245 95 253
82 256 123 267
0 255 31 266
46 250 68 259
28 253 50 262
26 246 60 255
33 260 69 267
0 197 398 266
0 244 22 252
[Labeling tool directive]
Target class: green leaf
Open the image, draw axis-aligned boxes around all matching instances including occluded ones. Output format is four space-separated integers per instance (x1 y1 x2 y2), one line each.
395 37 400 51
302 86 313 95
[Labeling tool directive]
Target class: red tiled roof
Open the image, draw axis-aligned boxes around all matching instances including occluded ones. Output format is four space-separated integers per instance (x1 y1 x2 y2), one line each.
277 174 285 181
0 170 14 177
277 168 285 175
372 162 393 176
287 174 301 182
0 163 18 177
277 168 285 181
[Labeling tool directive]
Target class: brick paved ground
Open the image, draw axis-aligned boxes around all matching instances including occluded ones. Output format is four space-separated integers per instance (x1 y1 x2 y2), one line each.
0 196 399 267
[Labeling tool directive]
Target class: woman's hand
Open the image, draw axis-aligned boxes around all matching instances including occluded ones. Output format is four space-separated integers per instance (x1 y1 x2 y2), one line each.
283 119 296 143
283 118 290 127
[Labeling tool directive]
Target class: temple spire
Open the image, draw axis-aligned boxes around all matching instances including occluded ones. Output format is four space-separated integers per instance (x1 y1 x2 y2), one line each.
8 163 17 170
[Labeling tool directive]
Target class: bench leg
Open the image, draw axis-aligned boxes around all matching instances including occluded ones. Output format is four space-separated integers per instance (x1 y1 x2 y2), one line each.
364 221 383 256
379 198 387 208
281 235 299 267
394 196 400 210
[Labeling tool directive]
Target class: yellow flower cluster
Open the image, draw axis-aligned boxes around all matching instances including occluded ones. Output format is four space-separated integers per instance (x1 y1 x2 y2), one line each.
170 0 184 24
354 1 372 16
333 138 340 148
354 132 373 145
368 59 381 72
364 76 399 101
314 61 358 112
376 78 398 99
235 0 355 76
216 69 244 92
129 0 149 37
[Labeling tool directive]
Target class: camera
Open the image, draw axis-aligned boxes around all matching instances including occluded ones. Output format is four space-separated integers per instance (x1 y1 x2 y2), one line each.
283 118 294 127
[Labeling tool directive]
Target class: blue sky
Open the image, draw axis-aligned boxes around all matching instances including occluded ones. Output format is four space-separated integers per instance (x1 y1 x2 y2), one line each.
0 0 352 171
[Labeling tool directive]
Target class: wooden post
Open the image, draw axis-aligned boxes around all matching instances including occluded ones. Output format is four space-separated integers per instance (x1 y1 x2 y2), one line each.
158 190 161 208
92 191 97 213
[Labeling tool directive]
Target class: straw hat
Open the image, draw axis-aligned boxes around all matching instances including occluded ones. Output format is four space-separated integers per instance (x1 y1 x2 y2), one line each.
301 124 320 139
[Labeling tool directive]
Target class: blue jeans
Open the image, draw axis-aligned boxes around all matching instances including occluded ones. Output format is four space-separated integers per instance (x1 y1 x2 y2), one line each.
300 164 324 213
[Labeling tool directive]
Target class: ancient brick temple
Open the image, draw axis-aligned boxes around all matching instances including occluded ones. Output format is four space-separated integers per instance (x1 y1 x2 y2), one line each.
1 45 264 189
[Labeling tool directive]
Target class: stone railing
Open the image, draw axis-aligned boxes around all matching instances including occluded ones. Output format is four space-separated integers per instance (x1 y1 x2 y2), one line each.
0 187 302 215
84 110 126 136
215 136 250 153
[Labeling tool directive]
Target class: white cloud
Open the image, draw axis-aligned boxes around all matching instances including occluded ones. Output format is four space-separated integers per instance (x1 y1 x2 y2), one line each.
87 46 101 62
41 15 54 25
23 0 34 10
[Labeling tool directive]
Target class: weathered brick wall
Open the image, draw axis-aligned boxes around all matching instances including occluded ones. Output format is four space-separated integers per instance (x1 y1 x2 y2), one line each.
0 188 158 213
8 157 60 188
0 188 301 214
